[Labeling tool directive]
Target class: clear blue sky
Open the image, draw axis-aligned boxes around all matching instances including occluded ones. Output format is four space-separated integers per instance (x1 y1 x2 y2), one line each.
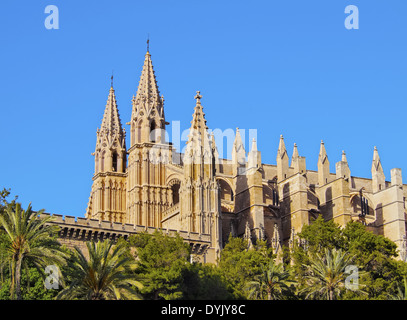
0 0 406 217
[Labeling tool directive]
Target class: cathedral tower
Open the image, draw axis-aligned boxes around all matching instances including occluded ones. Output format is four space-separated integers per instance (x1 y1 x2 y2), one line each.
126 50 172 227
180 91 222 260
86 81 127 222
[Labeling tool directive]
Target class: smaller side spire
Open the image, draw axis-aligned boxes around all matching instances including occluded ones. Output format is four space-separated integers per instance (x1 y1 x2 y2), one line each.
184 91 213 167
189 91 208 138
251 138 257 152
291 143 299 165
232 128 246 176
341 150 347 162
276 135 289 181
248 138 261 170
336 150 351 180
291 143 306 174
318 140 330 185
372 146 385 192
94 81 126 174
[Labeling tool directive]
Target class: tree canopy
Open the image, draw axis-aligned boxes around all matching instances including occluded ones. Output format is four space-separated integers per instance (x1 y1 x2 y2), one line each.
1 188 407 300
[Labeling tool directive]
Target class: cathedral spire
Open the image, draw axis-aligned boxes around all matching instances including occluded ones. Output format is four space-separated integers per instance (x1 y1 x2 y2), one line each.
185 91 212 165
86 82 127 222
94 83 126 174
372 146 385 192
336 150 350 180
133 50 162 115
318 140 330 185
277 135 289 181
189 91 208 137
248 138 261 170
291 143 299 165
232 128 246 176
291 143 306 174
100 85 124 137
341 150 348 162
130 49 166 145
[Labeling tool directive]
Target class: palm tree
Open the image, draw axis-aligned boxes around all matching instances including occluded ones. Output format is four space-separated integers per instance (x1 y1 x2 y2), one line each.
245 259 295 300
390 276 407 300
57 240 143 300
302 247 354 300
0 202 67 300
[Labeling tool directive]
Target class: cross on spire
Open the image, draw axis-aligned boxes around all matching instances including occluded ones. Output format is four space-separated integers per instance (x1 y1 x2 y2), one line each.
194 90 202 103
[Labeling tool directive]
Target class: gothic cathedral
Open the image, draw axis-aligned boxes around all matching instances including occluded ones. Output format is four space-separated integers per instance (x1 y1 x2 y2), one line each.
85 49 407 263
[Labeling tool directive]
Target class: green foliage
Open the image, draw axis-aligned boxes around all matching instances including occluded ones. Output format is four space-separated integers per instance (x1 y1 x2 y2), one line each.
217 235 273 299
57 240 142 300
129 230 190 300
301 248 358 300
2 188 407 301
245 259 296 300
19 266 59 300
291 216 407 300
181 262 235 300
0 201 67 300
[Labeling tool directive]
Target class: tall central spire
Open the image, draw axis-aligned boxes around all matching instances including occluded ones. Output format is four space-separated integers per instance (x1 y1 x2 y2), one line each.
132 51 163 118
130 49 166 146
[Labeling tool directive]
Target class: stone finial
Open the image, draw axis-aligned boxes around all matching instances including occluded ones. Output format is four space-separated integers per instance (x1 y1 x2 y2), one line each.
194 90 202 103
292 143 299 160
276 134 289 181
318 140 330 185
341 150 347 162
372 146 385 192
251 138 257 152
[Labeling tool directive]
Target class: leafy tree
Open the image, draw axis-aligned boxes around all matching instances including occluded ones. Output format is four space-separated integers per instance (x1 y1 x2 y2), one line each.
57 239 142 300
245 258 296 300
217 235 273 299
341 221 402 299
181 262 235 300
129 230 190 300
291 216 407 300
19 266 59 300
389 276 407 300
0 202 67 300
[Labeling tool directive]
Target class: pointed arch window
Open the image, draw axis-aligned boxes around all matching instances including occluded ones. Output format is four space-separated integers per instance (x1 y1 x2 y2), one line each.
150 121 156 143
360 196 369 216
101 151 106 172
171 183 180 204
137 121 143 143
272 189 279 206
112 152 118 172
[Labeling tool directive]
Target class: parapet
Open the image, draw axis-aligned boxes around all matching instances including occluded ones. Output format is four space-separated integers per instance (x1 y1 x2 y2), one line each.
38 212 211 253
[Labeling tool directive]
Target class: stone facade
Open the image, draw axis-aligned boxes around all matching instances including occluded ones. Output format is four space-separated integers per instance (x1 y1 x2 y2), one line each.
82 49 407 263
42 212 210 260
